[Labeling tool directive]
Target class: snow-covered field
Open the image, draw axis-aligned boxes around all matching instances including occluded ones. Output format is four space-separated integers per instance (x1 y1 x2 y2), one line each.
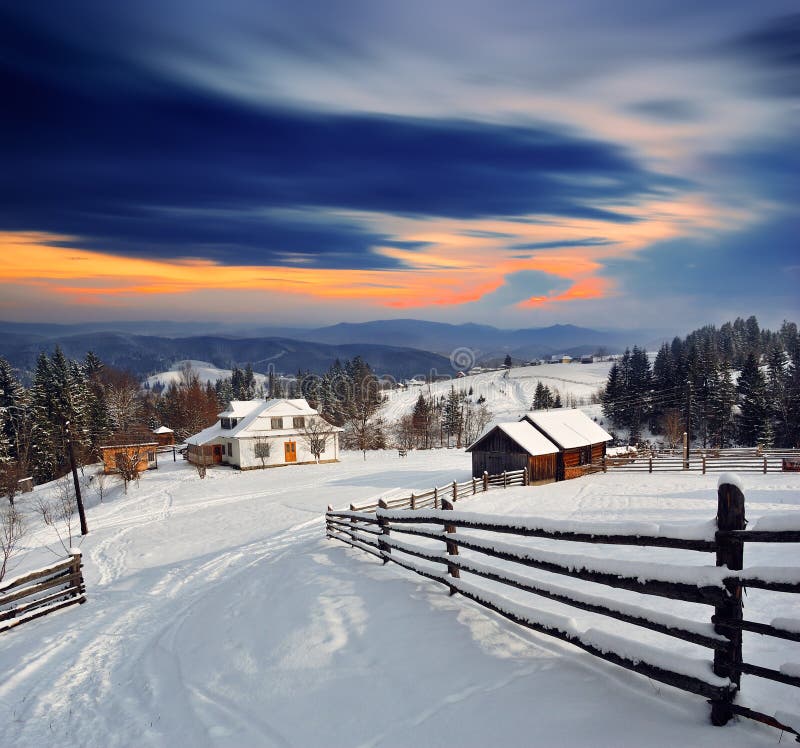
381 362 610 426
1 450 798 747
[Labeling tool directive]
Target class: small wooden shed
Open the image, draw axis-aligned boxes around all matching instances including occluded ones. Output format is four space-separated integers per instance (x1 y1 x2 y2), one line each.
152 426 175 447
100 442 159 475
520 410 612 481
466 422 559 482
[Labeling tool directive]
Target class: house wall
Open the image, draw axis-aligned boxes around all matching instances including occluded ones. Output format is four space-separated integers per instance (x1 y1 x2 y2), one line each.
101 446 157 474
528 453 556 482
237 431 339 469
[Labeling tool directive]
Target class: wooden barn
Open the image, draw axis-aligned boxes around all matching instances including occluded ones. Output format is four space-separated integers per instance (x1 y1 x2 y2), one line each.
520 410 612 481
466 421 559 482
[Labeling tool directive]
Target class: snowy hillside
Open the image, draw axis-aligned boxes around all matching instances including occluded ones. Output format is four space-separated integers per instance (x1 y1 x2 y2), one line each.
381 361 611 426
1 451 798 747
145 360 270 389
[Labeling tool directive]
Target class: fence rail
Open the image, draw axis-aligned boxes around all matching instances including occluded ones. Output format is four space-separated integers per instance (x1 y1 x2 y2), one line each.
597 449 800 475
347 468 527 513
0 552 85 632
326 480 800 740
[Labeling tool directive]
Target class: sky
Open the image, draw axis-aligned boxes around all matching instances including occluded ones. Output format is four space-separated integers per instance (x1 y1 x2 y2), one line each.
1 1 798 331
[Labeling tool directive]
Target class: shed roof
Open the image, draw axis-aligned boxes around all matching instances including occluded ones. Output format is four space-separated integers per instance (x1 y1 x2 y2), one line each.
521 410 612 449
152 426 174 434
466 421 559 456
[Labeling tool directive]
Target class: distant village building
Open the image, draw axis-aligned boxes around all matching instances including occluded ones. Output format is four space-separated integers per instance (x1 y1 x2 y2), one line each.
580 355 594 364
186 398 342 470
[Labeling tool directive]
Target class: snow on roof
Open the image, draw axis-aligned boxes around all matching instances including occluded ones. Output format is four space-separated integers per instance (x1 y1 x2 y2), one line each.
189 398 337 445
522 409 612 449
217 400 264 418
152 426 174 434
467 421 559 456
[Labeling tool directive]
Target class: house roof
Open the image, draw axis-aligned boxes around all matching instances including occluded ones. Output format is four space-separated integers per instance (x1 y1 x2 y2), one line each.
521 410 612 449
466 421 559 456
152 426 174 434
188 398 340 446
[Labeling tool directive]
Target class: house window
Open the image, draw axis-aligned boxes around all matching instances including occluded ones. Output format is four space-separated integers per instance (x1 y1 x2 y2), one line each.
227 442 233 457
221 417 231 430
271 417 283 429
293 416 305 429
147 451 155 462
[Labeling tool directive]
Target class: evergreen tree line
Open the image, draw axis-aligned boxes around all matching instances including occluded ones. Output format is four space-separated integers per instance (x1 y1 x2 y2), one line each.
600 318 800 448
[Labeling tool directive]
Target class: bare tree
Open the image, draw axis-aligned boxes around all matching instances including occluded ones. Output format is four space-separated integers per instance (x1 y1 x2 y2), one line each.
299 417 332 462
106 381 142 433
393 415 416 451
0 504 26 582
35 476 78 555
662 409 683 452
253 437 271 468
93 470 108 504
462 401 492 445
114 449 142 494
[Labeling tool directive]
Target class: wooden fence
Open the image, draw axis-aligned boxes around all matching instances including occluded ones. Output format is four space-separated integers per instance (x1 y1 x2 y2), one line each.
326 481 800 739
0 551 86 632
348 468 527 513
597 448 800 475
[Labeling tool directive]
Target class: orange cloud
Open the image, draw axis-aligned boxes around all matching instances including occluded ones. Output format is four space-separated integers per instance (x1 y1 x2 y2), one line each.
0 192 759 318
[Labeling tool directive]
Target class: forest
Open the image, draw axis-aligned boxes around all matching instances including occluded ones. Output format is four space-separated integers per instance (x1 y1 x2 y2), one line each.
600 317 799 449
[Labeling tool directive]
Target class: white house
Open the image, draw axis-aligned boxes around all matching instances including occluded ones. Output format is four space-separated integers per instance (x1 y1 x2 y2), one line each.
186 398 342 470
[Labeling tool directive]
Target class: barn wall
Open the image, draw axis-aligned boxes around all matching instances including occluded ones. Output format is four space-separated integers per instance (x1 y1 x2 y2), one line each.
591 443 606 461
471 449 528 478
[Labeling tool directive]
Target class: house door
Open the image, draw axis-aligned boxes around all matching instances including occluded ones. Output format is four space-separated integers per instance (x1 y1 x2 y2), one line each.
212 444 223 463
284 441 297 463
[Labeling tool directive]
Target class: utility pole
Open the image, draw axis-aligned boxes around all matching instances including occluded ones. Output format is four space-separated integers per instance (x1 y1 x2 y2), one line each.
684 381 692 470
64 420 89 536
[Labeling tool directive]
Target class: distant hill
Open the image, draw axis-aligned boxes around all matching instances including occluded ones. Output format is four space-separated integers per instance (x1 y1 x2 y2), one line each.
0 332 453 381
287 319 642 361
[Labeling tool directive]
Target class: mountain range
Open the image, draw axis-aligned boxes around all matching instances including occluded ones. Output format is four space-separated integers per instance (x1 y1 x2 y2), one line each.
0 319 666 380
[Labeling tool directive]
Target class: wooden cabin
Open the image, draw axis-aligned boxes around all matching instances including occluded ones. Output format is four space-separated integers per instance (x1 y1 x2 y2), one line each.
100 442 158 475
466 422 559 482
520 410 612 481
152 426 175 447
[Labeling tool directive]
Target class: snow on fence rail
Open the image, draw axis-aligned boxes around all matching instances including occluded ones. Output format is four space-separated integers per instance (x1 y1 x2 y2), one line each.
0 551 85 632
326 479 800 740
598 447 800 475
346 469 527 513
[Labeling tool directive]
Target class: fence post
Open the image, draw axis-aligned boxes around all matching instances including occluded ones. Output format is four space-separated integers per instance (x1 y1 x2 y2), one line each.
602 455 607 473
434 486 439 509
377 499 391 565
483 471 489 492
702 456 706 475
503 470 507 488
710 478 745 726
763 456 767 474
70 550 85 601
410 492 416 510
649 458 653 474
452 480 458 503
523 467 528 486
472 477 476 494
326 505 333 537
441 498 460 595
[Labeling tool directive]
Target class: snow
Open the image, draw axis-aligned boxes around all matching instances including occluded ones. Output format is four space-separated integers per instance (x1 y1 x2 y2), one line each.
521 409 612 449
771 617 800 634
1 450 798 747
780 663 800 678
717 472 745 492
379 361 612 426
752 511 800 531
145 360 270 389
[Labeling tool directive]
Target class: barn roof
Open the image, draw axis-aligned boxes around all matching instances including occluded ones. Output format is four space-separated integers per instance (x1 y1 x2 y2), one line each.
521 410 612 449
466 421 559 456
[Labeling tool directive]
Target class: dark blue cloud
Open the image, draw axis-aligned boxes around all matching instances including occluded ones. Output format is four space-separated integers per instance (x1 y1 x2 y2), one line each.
627 99 703 122
0 6 682 269
513 238 614 250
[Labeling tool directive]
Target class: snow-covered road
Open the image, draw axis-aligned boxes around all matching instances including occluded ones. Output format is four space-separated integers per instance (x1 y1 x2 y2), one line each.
1 450 797 747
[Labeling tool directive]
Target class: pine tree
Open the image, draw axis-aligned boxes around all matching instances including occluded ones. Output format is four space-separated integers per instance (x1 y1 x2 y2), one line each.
601 363 623 427
412 393 431 449
708 361 736 448
503 354 512 369
736 353 768 447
